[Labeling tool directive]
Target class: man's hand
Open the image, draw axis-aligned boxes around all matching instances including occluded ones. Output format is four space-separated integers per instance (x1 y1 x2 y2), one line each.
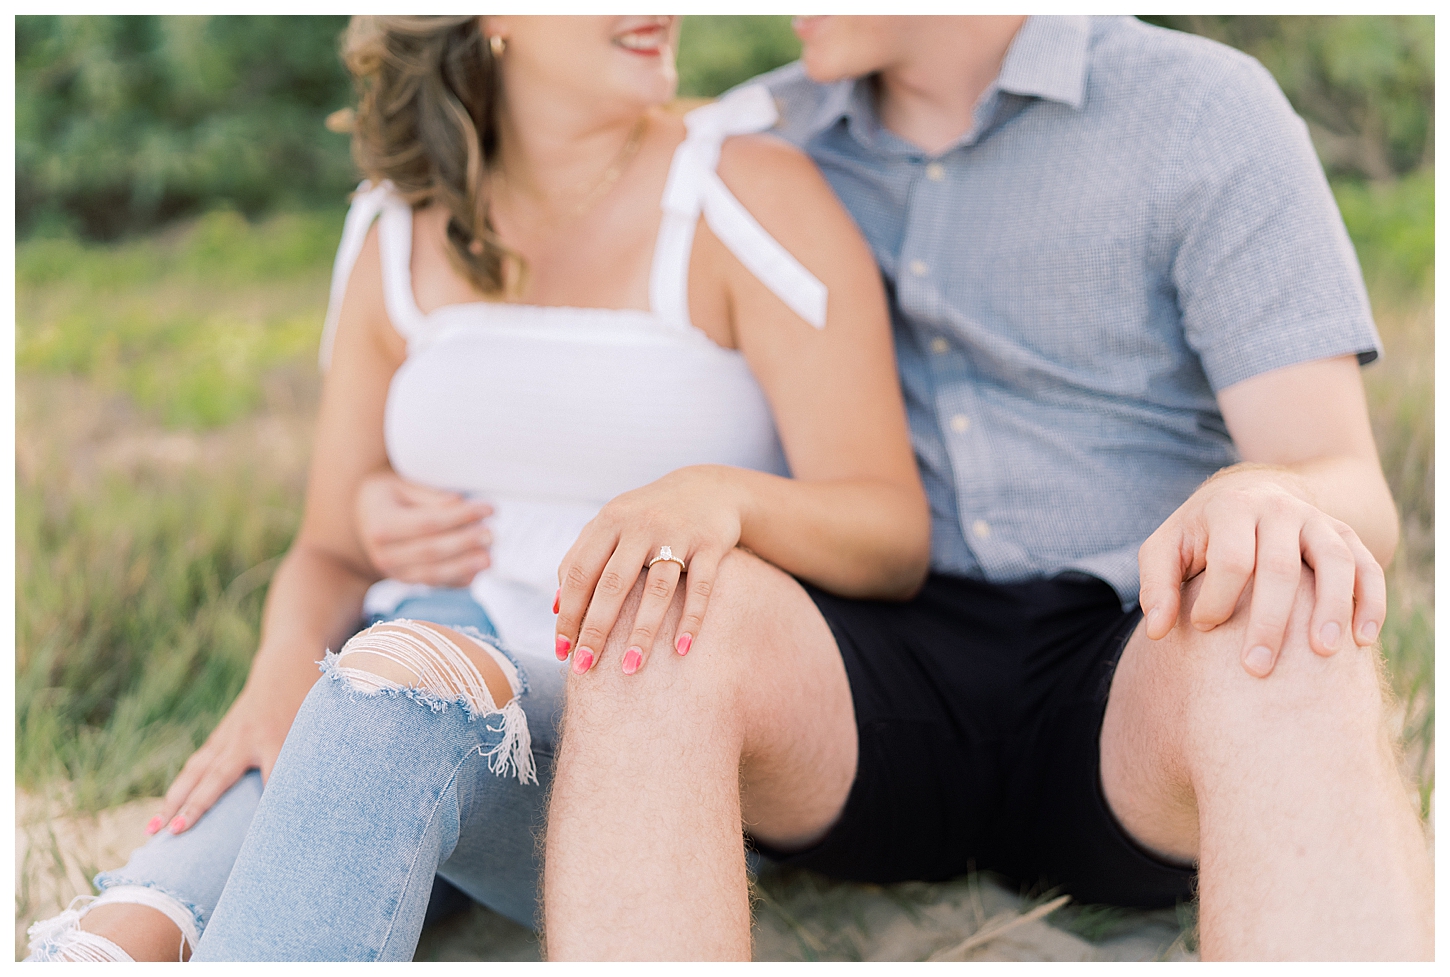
355 468 494 586
1138 464 1387 678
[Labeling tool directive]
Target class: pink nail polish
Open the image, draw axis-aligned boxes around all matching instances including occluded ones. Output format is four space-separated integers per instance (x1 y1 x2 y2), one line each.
146 815 164 835
676 633 692 656
623 648 642 674
556 635 571 660
553 589 560 615
169 816 186 834
573 648 594 674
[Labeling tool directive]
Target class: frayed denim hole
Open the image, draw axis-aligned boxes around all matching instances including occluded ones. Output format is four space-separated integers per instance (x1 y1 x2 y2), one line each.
324 628 537 786
89 875 210 937
453 624 532 698
322 665 476 719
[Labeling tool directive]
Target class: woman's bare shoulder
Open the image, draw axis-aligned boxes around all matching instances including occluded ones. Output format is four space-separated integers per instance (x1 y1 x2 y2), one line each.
711 131 875 291
715 132 836 214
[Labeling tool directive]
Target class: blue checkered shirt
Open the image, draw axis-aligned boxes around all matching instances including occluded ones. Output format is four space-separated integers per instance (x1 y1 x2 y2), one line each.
754 15 1381 606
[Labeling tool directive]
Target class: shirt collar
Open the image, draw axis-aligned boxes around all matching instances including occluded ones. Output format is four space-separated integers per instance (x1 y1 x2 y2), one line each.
995 15 1090 110
801 14 1092 144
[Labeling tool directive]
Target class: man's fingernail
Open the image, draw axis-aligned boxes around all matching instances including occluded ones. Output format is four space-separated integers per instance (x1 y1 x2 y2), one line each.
555 635 571 660
1145 606 1164 632
1320 621 1341 650
676 633 692 656
553 589 560 615
622 648 642 675
1244 645 1273 677
572 648 594 674
1359 620 1380 644
145 816 164 835
169 816 187 834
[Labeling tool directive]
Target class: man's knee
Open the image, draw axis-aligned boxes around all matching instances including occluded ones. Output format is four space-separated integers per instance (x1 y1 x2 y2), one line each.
563 549 781 721
1161 569 1388 745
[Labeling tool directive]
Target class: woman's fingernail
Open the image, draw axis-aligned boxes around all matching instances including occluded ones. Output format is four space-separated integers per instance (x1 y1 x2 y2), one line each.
553 589 560 615
1320 621 1341 650
1145 606 1165 634
145 816 164 835
572 647 594 674
168 816 187 834
555 635 571 660
676 633 692 656
623 648 642 674
1359 620 1380 644
1244 645 1273 677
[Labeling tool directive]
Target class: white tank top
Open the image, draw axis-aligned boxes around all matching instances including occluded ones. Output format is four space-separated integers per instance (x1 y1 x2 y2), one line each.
319 85 828 659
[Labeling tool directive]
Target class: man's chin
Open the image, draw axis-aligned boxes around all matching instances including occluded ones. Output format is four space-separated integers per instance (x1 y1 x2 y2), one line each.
798 51 868 85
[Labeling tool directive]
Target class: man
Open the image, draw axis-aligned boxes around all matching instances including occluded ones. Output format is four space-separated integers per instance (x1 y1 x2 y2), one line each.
360 16 1431 959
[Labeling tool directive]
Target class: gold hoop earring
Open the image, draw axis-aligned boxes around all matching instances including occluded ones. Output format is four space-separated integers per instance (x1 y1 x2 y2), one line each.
489 35 505 57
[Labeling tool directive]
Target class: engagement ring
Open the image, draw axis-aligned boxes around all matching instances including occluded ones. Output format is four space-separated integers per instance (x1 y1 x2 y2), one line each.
647 545 687 572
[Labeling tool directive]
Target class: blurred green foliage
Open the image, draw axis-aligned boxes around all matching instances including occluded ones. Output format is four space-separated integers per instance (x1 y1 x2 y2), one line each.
1332 170 1434 295
17 16 355 238
677 15 801 100
18 16 1434 244
16 15 800 240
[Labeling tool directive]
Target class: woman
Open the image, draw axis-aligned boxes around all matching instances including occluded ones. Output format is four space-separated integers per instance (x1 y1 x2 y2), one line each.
28 14 927 961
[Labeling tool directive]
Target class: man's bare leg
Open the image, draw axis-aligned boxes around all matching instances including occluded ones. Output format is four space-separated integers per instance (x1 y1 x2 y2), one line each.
543 550 857 960
1101 570 1433 960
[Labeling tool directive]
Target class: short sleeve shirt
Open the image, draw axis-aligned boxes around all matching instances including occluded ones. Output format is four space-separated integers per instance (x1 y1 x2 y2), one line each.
755 15 1381 606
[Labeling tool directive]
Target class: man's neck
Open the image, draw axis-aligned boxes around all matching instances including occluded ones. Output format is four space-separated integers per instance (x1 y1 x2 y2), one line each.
874 16 1028 156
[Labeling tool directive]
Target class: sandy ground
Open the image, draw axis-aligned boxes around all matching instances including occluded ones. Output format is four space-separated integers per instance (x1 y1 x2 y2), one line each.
16 789 1196 962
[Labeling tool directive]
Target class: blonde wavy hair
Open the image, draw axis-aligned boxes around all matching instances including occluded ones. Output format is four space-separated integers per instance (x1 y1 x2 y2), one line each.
342 15 521 296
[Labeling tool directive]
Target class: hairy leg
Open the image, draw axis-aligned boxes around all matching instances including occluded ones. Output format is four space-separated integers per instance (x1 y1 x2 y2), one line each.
1100 570 1432 960
543 550 857 960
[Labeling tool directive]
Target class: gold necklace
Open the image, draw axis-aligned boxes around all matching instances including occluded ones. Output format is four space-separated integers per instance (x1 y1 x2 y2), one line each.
492 117 648 221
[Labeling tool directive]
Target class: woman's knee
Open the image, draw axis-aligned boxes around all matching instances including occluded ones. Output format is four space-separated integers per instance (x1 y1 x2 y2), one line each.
330 619 539 786
335 619 516 712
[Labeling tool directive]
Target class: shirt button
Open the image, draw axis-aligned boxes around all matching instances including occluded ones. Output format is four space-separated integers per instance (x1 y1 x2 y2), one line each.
949 414 970 433
972 519 991 539
909 259 929 277
930 336 950 355
925 162 946 181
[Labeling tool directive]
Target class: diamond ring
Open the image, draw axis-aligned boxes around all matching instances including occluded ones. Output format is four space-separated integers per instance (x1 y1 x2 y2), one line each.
646 545 687 572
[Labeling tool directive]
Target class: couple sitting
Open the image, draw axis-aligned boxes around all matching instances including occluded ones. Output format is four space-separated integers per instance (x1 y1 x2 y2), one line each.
29 14 1431 962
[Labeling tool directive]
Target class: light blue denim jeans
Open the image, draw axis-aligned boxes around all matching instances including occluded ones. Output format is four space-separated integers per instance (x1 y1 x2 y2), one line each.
77 590 565 962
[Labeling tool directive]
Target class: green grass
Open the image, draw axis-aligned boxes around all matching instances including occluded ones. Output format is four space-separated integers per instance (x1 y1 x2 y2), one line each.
15 462 299 810
16 207 341 428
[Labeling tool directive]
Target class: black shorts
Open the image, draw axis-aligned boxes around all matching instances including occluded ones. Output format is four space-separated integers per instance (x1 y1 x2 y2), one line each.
751 572 1196 909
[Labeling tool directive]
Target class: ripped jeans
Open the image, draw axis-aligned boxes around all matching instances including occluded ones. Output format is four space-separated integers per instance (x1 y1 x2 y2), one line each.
29 589 566 962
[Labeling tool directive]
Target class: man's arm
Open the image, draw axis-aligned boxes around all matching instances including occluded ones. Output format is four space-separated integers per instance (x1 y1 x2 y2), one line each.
1138 354 1393 677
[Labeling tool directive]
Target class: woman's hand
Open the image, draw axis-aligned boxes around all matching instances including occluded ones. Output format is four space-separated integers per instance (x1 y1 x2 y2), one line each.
554 466 745 676
152 671 313 835
356 468 494 586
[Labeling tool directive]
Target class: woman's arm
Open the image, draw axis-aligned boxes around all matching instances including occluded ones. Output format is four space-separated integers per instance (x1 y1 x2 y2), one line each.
709 133 929 595
159 225 404 832
554 136 930 675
